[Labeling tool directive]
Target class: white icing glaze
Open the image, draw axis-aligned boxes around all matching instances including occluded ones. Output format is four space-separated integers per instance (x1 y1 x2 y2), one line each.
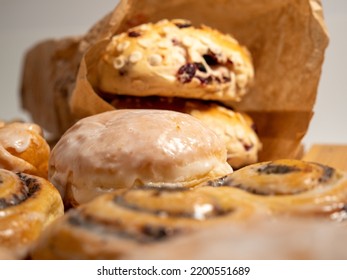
49 110 232 205
0 123 41 153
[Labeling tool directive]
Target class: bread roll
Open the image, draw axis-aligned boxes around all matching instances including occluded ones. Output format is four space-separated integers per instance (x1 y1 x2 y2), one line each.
0 168 64 256
96 19 254 102
0 122 50 178
49 109 232 207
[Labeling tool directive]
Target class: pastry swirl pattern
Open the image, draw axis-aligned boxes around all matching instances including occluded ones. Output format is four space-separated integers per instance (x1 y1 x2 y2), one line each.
0 168 64 255
212 159 347 218
30 185 264 259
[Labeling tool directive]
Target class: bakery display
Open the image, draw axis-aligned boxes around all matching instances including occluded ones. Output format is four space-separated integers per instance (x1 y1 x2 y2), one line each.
0 168 64 258
49 109 232 207
3 0 333 260
0 121 50 178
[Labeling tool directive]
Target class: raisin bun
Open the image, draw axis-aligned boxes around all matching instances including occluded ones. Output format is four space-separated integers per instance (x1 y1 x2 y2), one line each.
96 19 254 102
0 122 50 178
49 109 232 207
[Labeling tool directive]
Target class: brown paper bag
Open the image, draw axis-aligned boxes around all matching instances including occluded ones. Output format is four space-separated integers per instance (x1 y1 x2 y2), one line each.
69 0 329 161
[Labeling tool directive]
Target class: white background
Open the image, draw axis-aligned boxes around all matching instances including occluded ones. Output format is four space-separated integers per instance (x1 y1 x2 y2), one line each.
0 0 346 148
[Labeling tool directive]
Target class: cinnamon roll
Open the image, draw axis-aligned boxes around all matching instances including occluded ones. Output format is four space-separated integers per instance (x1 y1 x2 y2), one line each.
0 168 64 257
127 217 347 260
215 159 347 218
49 109 232 207
0 122 50 178
30 185 264 259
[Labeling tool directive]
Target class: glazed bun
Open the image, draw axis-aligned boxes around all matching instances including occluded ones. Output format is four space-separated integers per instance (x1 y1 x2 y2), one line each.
97 19 254 102
49 109 232 207
110 96 261 168
0 122 50 178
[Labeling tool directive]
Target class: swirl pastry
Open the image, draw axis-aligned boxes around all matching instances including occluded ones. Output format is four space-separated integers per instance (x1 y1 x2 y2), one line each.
49 109 232 207
30 185 265 260
0 168 64 256
127 217 347 260
215 159 347 218
0 122 50 178
96 19 254 102
109 96 261 169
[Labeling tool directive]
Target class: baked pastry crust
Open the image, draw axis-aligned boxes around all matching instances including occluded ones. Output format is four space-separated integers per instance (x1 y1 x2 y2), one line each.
0 122 50 178
96 19 254 102
126 217 347 260
217 159 347 217
0 168 64 256
31 159 347 259
30 185 264 260
49 109 232 207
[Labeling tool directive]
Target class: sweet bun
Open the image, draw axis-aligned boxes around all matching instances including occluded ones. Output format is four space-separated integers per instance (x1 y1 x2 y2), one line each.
30 186 265 260
187 103 261 168
0 168 64 257
126 217 347 260
97 19 254 102
110 96 261 168
215 159 347 217
49 109 232 207
0 122 50 178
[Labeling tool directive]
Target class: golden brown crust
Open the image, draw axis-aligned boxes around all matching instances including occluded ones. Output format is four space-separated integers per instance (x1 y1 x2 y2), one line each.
126 217 347 260
0 122 50 178
0 169 64 256
31 159 347 259
218 159 347 217
96 19 254 102
30 185 264 259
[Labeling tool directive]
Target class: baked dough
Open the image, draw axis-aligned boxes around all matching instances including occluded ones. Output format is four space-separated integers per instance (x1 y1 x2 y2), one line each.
49 109 232 207
31 159 347 259
0 122 50 178
126 217 347 260
30 186 264 260
215 159 347 217
96 19 254 102
0 168 64 256
109 96 261 168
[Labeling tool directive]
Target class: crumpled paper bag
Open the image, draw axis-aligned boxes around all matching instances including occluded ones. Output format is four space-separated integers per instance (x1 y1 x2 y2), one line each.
21 0 328 160
68 0 329 161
